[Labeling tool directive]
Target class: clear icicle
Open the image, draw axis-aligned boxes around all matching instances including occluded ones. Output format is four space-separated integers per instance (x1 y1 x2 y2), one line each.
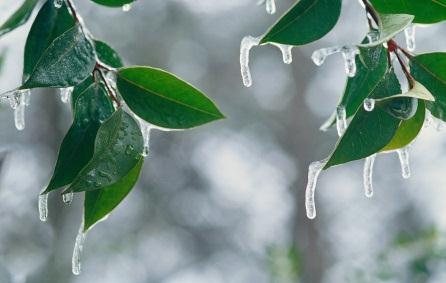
63 192 74 205
60 87 74 104
311 46 342 66
305 159 327 220
265 0 276 14
397 147 411 179
272 43 293 64
38 190 49 222
404 25 416 52
341 47 359 77
363 98 375 112
140 123 152 157
363 154 377 198
336 105 347 137
72 220 87 275
122 3 132 12
10 89 30 131
240 36 261 87
54 0 64 8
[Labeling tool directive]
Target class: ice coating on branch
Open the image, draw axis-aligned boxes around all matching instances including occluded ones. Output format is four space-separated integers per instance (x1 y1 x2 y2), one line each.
363 98 375 112
38 190 48 222
336 106 347 137
63 192 74 204
72 220 87 275
311 46 342 66
240 36 261 87
397 147 411 179
363 154 377 198
272 43 293 64
404 25 416 52
305 159 327 219
54 0 64 8
8 89 31 131
60 87 74 104
341 47 359 77
122 4 132 12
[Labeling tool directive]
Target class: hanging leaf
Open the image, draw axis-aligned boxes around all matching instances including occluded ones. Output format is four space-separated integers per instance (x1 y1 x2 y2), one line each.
94 40 123 68
410 52 446 122
65 109 143 193
44 77 115 194
84 158 143 232
0 0 38 37
370 0 446 24
260 0 342 45
359 13 414 48
117 66 225 129
90 0 135 7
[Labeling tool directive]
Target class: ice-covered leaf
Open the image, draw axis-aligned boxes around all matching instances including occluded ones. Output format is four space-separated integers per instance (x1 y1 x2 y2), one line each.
410 52 446 122
84 158 143 232
260 0 342 45
0 0 38 37
90 0 135 7
117 66 225 129
44 77 115 194
359 14 414 48
370 0 446 24
381 101 425 152
94 40 123 68
65 109 143 193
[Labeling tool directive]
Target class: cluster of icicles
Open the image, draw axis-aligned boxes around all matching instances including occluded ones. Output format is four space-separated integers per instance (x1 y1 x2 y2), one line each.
240 15 420 220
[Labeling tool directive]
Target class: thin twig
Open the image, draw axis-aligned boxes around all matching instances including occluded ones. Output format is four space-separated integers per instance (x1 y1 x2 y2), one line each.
360 0 379 26
394 49 415 89
96 67 121 107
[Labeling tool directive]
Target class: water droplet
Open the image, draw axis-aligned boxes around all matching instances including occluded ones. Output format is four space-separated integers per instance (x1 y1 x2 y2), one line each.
63 192 74 205
38 190 49 222
271 43 293 64
122 3 132 12
363 98 375 112
404 24 416 52
336 105 347 137
60 87 74 104
311 46 342 66
72 220 87 275
240 36 261 87
54 0 64 8
397 147 411 179
305 159 327 220
363 154 377 198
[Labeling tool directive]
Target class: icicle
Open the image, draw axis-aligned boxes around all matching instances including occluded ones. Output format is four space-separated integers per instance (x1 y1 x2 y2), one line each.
54 0 64 8
272 43 293 64
60 87 74 104
341 47 359 77
311 46 342 66
240 36 261 87
72 220 87 275
397 147 411 179
336 105 347 137
305 159 327 220
404 25 416 52
122 3 132 12
63 192 74 205
140 123 152 157
9 89 30 131
363 154 377 198
265 0 276 14
363 98 375 112
38 190 49 222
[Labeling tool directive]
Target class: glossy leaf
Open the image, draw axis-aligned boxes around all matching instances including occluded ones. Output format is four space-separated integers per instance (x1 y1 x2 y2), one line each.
44 78 115 194
117 66 225 129
383 97 419 120
84 158 143 232
376 81 435 102
0 0 38 37
260 0 342 45
94 40 123 68
66 109 143 193
359 14 414 48
381 101 425 152
370 0 446 24
90 0 134 7
410 53 446 122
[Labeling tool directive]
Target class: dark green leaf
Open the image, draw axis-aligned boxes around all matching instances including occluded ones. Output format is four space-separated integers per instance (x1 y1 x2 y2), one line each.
90 0 134 7
66 109 143 193
375 81 435 102
117 66 225 129
370 0 446 24
0 0 38 37
260 0 342 45
94 40 123 68
383 97 418 120
44 77 115 193
84 158 143 232
410 53 446 121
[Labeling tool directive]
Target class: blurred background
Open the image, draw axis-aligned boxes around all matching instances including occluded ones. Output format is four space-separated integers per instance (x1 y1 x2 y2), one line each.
1 0 446 282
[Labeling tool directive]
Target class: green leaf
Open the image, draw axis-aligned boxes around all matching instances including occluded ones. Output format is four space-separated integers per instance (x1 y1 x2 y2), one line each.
23 0 76 82
358 14 414 48
90 0 135 7
375 81 435 102
383 97 418 120
410 53 446 122
94 40 123 68
381 100 425 152
260 0 342 45
117 66 225 129
44 77 115 194
0 0 38 37
84 158 143 232
21 23 96 89
370 0 446 24
65 109 143 193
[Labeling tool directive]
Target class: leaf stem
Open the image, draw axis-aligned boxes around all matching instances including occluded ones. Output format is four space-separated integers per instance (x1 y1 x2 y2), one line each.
394 48 415 89
95 66 121 107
